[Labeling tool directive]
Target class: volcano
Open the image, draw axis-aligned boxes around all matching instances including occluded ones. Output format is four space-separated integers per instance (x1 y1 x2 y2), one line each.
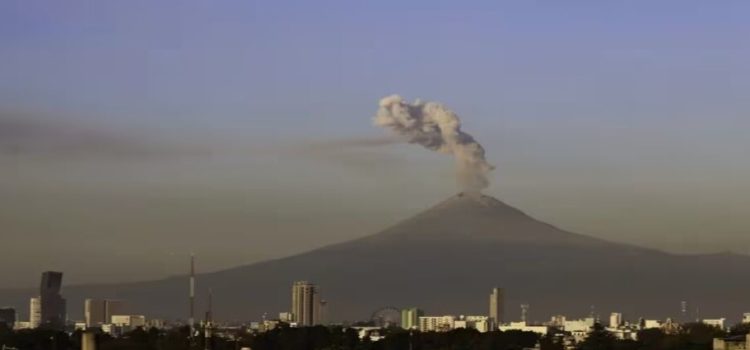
3 193 749 323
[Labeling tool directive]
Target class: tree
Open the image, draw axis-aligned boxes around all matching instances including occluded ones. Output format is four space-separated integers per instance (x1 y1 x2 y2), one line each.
576 323 615 350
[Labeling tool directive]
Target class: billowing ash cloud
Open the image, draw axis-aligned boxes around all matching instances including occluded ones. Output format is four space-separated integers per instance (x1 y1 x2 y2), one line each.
374 95 494 192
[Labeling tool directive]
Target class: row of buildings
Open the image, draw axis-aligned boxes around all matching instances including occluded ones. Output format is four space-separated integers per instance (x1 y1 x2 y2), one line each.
3 271 68 329
0 271 148 335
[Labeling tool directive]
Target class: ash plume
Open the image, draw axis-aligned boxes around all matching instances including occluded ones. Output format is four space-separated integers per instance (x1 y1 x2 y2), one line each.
374 95 494 192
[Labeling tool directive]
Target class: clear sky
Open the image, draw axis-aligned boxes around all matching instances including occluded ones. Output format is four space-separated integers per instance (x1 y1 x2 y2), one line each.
1 1 749 288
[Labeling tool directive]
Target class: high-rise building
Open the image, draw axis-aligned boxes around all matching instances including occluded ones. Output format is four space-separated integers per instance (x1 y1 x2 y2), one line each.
609 312 623 328
85 299 106 327
85 299 127 326
489 287 504 326
401 307 424 330
0 308 16 329
40 271 66 328
291 281 319 326
29 297 41 328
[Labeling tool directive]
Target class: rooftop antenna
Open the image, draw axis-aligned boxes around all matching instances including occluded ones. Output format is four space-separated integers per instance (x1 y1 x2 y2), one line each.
521 304 530 324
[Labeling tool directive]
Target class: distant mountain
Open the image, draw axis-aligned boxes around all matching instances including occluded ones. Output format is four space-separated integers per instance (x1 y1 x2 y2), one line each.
3 193 749 323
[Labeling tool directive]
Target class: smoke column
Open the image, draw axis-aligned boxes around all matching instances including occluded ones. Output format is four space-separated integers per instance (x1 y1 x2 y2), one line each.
374 95 494 192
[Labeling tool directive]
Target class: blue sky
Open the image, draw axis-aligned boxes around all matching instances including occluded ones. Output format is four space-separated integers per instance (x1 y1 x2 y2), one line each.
1 1 749 287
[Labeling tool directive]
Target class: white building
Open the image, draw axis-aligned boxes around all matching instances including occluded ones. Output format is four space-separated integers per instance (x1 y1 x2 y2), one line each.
279 312 293 322
642 319 662 329
419 316 456 332
703 318 726 330
713 334 750 350
352 327 384 341
110 315 146 328
499 321 550 335
609 313 623 328
549 315 566 327
29 297 41 328
563 318 595 333
14 321 31 330
453 316 491 333
563 317 596 343
101 323 115 335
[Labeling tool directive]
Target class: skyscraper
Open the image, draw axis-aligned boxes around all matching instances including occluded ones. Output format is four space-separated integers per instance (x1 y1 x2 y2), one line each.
85 299 106 327
291 281 319 326
39 271 66 328
29 297 41 328
401 307 424 330
85 299 126 326
489 287 504 327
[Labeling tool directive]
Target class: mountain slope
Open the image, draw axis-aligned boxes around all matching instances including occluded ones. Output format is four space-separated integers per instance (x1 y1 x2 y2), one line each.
3 193 749 323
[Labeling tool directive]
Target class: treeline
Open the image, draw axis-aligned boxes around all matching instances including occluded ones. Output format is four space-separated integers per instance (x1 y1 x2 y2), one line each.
0 322 745 350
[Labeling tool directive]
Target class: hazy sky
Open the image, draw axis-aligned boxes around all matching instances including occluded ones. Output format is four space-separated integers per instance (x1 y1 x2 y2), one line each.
1 1 749 288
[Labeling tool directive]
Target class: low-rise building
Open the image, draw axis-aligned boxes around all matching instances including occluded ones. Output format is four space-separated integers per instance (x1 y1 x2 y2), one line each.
641 319 662 329
563 318 595 333
499 321 550 335
110 315 146 328
13 321 31 330
453 316 491 333
713 334 750 350
704 318 727 330
419 315 456 332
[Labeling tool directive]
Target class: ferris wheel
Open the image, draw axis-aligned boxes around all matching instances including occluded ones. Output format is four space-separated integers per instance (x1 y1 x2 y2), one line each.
371 306 402 328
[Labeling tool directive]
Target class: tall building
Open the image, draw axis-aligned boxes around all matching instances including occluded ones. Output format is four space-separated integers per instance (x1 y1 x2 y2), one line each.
489 287 504 326
609 312 623 328
105 300 126 323
401 308 424 330
29 297 41 328
85 299 106 327
40 271 66 328
0 308 16 329
84 299 126 326
291 281 319 326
